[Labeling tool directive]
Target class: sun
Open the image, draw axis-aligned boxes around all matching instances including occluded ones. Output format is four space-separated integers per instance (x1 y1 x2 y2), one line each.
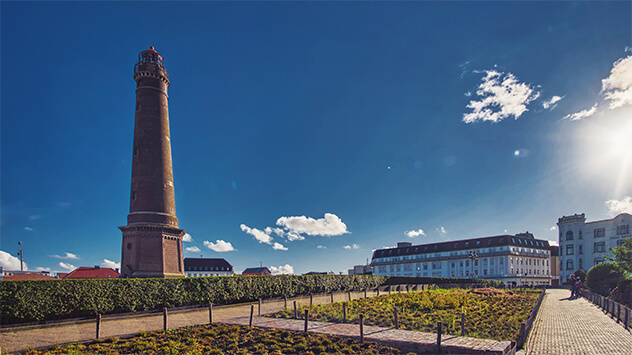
573 106 632 196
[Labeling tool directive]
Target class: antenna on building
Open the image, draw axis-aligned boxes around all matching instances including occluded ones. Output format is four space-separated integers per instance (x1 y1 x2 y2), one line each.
260 261 263 268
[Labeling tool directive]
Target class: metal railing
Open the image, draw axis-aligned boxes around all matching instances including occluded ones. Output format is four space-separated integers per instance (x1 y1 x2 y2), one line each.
581 289 631 331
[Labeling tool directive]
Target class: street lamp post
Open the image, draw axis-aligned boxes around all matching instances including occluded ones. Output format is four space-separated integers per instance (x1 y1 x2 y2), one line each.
17 241 23 272
469 251 478 287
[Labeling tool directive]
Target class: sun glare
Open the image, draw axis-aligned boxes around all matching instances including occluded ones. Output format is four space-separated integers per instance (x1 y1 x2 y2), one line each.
575 107 632 196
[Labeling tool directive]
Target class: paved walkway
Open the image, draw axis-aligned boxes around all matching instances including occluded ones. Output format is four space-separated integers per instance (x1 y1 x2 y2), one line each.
527 288 632 355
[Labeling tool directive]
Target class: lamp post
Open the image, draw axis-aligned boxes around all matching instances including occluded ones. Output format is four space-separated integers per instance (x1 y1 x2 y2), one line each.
17 242 23 272
469 251 478 287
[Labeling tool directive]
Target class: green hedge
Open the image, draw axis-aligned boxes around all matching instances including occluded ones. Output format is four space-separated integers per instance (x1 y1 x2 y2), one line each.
0 275 386 325
382 276 504 288
0 275 501 325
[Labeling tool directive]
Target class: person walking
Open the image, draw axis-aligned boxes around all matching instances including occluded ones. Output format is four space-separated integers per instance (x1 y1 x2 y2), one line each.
569 274 576 299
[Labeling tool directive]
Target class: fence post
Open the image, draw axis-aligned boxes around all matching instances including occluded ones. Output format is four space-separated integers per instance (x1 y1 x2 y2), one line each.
331 291 334 304
96 313 101 339
348 291 352 301
304 310 309 333
436 321 442 353
249 305 254 327
364 289 367 298
259 298 262 316
377 287 380 297
360 315 364 343
284 295 287 309
389 286 392 294
209 303 213 324
625 307 629 330
163 308 168 331
617 303 621 323
343 303 347 323
520 323 526 348
310 294 313 306
461 312 465 336
394 306 399 329
294 301 298 319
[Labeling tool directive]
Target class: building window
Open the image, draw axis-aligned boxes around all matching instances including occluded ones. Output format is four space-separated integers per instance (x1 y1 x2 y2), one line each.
566 259 574 270
566 245 574 255
617 225 629 235
594 228 605 238
566 231 574 240
579 231 583 239
595 258 605 265
594 241 606 253
579 258 583 269
578 245 583 254
617 239 629 247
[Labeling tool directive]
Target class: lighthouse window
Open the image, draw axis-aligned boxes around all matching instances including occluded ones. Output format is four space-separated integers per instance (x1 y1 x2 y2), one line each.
132 192 137 200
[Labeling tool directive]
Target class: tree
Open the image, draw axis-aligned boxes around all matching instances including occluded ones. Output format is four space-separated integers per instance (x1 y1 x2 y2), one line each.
585 262 626 296
607 237 632 275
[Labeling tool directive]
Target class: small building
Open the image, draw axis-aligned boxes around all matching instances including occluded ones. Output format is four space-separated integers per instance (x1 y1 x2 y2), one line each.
1 270 56 281
62 266 120 279
242 267 271 276
348 264 372 275
184 258 234 277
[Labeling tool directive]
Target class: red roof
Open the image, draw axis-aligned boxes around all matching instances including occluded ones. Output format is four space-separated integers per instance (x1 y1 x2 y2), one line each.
63 267 119 279
3 273 56 281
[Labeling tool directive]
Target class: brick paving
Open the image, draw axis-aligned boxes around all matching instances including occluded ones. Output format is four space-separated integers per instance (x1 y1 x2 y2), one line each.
527 288 632 355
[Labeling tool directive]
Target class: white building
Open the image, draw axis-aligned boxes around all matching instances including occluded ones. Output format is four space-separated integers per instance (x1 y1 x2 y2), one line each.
348 264 372 275
371 233 552 286
557 213 631 283
184 258 234 277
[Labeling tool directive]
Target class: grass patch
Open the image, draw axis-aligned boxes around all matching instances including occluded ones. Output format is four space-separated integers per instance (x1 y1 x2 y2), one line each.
270 288 537 342
20 323 407 354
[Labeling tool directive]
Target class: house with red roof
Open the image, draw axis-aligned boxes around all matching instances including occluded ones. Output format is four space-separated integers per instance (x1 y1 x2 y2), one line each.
62 266 119 279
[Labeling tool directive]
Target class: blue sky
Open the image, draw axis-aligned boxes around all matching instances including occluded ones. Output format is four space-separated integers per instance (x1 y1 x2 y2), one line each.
2 2 631 275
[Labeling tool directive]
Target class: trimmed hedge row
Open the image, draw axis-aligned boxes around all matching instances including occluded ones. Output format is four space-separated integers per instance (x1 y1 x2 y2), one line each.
0 275 385 325
0 275 502 325
382 276 504 288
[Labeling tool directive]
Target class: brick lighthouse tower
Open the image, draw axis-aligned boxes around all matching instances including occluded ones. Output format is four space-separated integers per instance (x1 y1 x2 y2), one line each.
119 47 185 278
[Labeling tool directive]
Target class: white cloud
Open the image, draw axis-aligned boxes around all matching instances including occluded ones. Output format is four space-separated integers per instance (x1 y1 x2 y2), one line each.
276 213 349 237
182 233 193 242
50 252 79 260
58 262 76 271
437 227 447 235
240 224 273 244
0 250 27 270
101 259 120 269
405 229 426 238
549 240 559 247
542 95 563 110
563 104 598 121
204 240 236 252
550 226 557 231
602 55 632 109
35 267 51 272
605 196 632 216
24 227 33 231
513 149 529 158
273 242 288 251
269 264 294 275
343 244 359 250
463 70 540 123
317 245 327 249
185 246 201 253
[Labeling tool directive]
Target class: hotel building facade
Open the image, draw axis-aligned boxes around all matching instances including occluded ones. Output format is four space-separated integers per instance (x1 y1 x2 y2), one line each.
557 213 631 283
371 232 552 286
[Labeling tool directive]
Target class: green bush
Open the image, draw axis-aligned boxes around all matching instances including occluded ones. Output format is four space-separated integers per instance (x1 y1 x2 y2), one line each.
585 262 626 296
0 275 387 325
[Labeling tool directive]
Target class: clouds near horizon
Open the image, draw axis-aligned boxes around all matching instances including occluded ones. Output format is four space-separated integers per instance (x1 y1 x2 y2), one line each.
276 213 349 237
101 259 120 269
50 252 79 260
58 262 76 271
405 229 426 238
606 196 632 216
203 240 236 252
0 250 27 270
269 264 294 275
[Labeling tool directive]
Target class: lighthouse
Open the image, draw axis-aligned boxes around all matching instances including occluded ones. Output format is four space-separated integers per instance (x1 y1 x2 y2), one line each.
119 47 185 278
